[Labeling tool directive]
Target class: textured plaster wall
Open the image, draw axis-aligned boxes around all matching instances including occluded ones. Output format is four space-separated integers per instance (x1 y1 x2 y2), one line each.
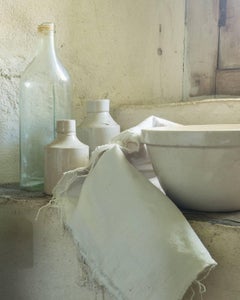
0 0 185 183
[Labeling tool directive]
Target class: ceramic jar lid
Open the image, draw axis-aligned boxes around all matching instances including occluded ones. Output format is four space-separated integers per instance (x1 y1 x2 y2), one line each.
57 120 76 133
86 99 110 113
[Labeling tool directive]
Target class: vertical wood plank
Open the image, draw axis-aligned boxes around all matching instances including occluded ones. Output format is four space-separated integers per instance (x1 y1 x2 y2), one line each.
219 0 240 69
216 69 240 95
158 0 185 102
184 0 219 98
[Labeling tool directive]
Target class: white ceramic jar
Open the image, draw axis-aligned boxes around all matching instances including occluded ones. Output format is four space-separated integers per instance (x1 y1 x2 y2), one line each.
44 119 89 195
77 99 120 153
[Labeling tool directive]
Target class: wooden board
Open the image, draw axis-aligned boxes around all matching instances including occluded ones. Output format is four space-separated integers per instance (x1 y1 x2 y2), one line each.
219 0 240 69
184 0 219 98
216 69 240 95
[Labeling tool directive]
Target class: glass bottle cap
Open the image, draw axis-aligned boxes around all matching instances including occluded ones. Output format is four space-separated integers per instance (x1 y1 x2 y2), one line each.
38 22 55 32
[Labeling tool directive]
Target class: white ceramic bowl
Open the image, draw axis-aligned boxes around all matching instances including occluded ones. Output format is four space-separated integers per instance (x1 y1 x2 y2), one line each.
142 124 240 212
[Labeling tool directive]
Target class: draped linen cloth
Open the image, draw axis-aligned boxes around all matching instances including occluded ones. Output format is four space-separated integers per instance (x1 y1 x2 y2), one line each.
52 117 217 300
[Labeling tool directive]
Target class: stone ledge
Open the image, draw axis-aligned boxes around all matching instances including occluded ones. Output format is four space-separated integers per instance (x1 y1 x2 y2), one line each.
0 183 49 200
183 210 240 227
1 183 239 227
0 184 239 299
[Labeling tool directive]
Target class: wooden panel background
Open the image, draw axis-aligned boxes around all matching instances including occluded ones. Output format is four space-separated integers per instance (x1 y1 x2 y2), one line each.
184 0 219 98
219 0 240 69
216 69 240 95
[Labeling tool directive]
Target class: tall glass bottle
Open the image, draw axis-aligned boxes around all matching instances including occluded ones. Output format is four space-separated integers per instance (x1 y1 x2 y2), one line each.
19 22 72 191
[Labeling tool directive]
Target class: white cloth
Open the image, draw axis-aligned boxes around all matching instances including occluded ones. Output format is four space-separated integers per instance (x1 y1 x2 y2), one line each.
112 115 179 179
111 115 178 153
52 117 217 300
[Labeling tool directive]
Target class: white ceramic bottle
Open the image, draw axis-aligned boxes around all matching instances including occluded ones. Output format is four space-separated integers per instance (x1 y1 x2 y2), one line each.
77 99 120 153
44 120 89 195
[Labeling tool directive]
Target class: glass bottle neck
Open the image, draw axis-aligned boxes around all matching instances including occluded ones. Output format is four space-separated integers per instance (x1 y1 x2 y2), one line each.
36 30 57 62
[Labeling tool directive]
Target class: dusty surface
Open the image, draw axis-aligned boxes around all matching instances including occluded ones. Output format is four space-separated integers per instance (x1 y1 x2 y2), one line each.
0 184 240 300
0 185 112 300
0 183 47 200
184 210 240 227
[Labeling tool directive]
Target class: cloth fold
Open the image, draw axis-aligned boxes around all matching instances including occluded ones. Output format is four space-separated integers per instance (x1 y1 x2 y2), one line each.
111 115 179 179
52 116 217 300
111 115 178 153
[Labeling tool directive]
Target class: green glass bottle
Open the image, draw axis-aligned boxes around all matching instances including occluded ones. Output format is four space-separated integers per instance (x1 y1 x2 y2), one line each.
19 22 72 191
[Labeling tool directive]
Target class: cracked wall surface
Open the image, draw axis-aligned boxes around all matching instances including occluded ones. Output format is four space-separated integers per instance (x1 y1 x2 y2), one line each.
0 0 185 183
0 56 25 182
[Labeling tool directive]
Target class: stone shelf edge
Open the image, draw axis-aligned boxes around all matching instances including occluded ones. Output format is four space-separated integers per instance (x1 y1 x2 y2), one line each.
0 184 239 299
1 183 239 227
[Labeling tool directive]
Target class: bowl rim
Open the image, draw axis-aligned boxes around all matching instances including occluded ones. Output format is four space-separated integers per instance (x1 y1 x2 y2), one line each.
141 124 240 147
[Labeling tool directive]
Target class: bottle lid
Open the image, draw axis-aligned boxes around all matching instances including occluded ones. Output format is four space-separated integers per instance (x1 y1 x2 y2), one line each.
86 99 110 113
57 120 76 133
38 22 55 33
